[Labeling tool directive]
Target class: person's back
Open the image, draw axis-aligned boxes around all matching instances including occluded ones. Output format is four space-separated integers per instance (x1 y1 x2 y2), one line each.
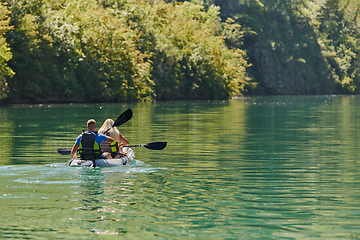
79 131 102 160
100 131 119 157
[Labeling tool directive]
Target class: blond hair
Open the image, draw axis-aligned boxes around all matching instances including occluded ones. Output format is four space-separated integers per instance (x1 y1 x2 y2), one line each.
98 119 121 142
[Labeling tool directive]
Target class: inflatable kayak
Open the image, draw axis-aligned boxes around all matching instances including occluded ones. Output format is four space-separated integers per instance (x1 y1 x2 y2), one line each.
68 147 135 167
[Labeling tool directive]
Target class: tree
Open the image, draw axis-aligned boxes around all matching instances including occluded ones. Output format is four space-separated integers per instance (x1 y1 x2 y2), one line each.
142 1 250 99
317 0 360 93
3 0 250 103
0 2 14 101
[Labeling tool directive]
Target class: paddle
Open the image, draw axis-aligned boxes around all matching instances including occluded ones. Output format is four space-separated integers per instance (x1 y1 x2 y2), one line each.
58 141 167 155
58 148 73 155
126 141 167 150
103 109 132 134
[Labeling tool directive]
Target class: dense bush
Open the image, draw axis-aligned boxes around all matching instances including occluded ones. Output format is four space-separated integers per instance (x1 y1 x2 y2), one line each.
2 0 360 103
0 2 14 101
2 0 250 103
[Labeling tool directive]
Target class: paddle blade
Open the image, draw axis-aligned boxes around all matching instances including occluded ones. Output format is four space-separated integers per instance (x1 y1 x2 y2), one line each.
57 148 72 155
144 142 167 150
114 109 132 127
103 109 132 134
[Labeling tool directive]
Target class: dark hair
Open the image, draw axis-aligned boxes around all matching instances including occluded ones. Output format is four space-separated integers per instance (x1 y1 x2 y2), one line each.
87 119 96 129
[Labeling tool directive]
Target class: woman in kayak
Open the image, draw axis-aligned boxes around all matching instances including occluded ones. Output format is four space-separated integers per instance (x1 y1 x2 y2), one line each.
98 119 129 159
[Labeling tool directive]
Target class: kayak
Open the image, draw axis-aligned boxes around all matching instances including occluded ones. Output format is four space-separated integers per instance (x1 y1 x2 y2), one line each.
68 147 135 167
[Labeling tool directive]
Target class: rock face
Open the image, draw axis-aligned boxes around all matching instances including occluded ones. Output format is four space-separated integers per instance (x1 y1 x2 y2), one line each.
249 41 339 95
231 3 341 96
251 47 333 95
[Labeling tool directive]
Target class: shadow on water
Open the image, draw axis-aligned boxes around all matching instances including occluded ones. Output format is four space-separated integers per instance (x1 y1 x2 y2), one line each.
1 97 360 238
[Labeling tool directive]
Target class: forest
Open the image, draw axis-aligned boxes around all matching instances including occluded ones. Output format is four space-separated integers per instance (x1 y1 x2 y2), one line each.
0 0 359 103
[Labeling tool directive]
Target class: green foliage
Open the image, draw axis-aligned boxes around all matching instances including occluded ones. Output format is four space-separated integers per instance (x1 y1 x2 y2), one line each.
185 0 360 95
142 1 249 99
316 0 360 93
48 0 154 101
232 0 333 94
3 0 250 103
4 0 155 102
0 2 14 101
243 0 360 94
6 0 360 101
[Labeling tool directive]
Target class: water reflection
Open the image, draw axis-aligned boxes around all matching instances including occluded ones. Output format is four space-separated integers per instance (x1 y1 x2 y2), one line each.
1 97 360 238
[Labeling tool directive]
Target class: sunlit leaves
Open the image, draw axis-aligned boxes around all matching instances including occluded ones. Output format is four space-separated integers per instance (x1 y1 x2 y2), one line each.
3 0 250 102
316 0 360 93
143 1 249 99
0 2 14 100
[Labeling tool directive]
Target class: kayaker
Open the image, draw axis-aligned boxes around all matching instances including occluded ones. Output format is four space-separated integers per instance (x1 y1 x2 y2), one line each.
98 119 129 159
70 119 114 160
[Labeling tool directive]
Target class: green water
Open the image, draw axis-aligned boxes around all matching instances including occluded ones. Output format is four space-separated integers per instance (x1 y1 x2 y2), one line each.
1 96 360 239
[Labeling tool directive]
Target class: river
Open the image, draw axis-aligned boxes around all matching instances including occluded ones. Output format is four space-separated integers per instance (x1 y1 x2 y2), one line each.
0 95 360 239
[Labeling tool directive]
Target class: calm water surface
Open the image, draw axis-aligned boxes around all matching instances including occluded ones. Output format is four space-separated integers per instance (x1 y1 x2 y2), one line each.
1 96 360 239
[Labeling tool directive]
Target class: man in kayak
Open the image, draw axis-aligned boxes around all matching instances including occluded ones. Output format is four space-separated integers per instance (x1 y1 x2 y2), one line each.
70 119 114 161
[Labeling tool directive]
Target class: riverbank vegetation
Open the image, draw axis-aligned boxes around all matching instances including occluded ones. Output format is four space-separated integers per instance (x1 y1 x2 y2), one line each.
0 0 360 103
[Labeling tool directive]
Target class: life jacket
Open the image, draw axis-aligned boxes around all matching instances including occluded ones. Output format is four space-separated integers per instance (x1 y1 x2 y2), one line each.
100 132 119 157
101 141 119 153
78 132 102 160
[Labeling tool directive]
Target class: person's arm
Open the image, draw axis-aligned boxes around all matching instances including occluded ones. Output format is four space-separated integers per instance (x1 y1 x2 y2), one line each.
71 135 82 159
71 144 79 159
118 133 129 146
105 136 114 143
118 133 129 155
